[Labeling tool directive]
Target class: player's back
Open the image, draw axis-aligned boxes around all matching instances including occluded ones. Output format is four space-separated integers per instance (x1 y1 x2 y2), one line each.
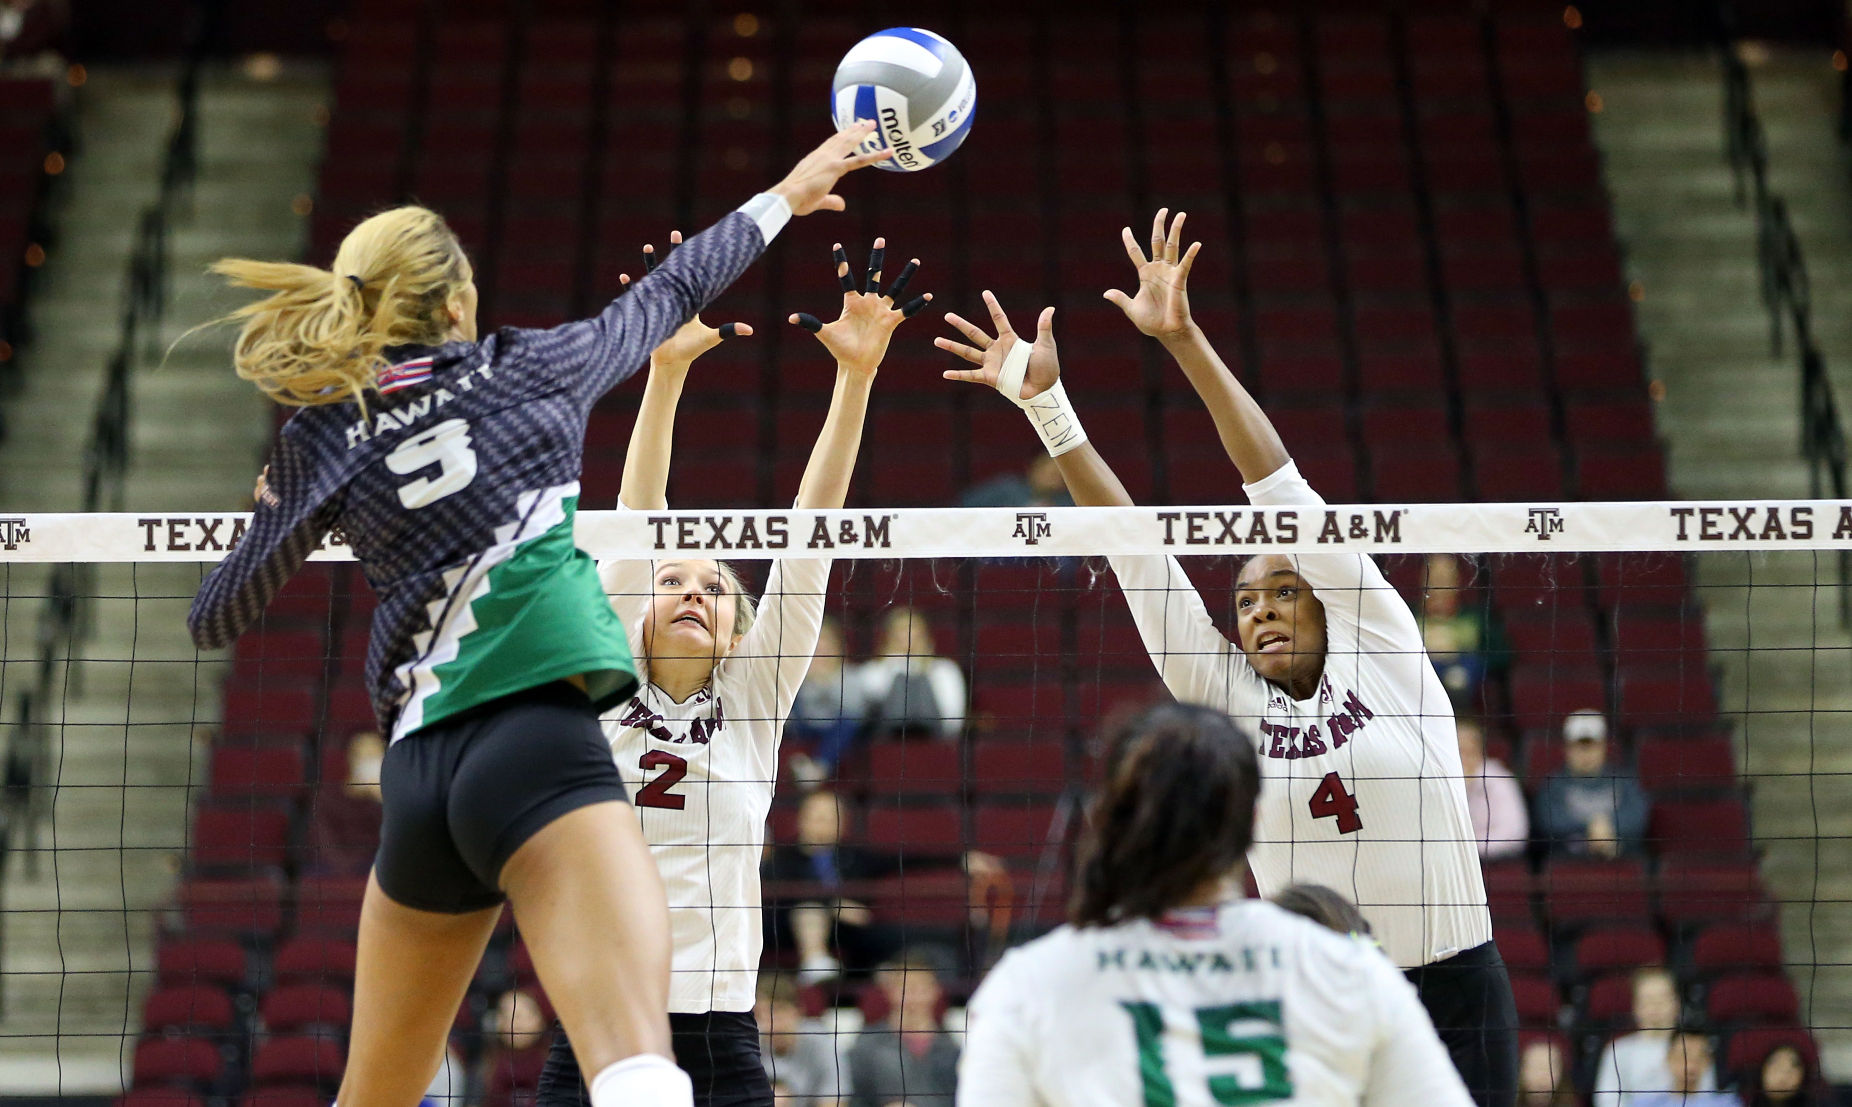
959 899 1471 1107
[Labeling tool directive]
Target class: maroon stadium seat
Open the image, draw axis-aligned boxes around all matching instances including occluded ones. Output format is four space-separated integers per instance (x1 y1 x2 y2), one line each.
156 937 249 990
1649 798 1751 858
1635 736 1737 795
142 985 236 1034
1540 859 1650 927
1723 1026 1817 1077
270 937 358 988
118 1089 207 1107
260 985 352 1034
190 804 290 874
974 801 1067 859
1495 925 1550 975
1690 922 1785 977
178 875 286 941
1583 974 1636 1024
1658 860 1770 927
1508 973 1560 1027
294 874 369 937
864 803 963 851
1573 926 1666 980
131 1037 225 1090
1482 861 1536 924
248 1035 344 1089
239 1085 329 1107
865 742 963 798
1706 973 1801 1025
208 745 307 801
972 739 1069 795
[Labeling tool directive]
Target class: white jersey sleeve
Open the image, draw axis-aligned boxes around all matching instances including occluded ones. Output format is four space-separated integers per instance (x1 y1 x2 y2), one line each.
597 549 653 661
1240 460 1428 689
720 555 832 754
1360 951 1475 1107
958 953 1049 1107
1105 553 1273 719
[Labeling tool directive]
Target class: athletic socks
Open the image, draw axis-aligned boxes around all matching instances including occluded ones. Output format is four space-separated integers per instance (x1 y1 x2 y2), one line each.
588 1054 693 1107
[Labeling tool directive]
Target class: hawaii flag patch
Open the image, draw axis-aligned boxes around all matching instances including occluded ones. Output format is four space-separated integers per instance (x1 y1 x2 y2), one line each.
378 357 434 394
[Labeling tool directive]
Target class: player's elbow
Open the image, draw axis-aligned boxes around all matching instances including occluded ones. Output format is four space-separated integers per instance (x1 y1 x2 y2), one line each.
186 601 232 651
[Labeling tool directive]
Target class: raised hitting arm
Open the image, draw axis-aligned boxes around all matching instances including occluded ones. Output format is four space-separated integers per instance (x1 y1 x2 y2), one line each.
1105 208 1288 485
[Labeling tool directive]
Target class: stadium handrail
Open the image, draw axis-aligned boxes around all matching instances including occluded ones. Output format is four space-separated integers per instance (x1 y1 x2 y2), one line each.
1718 1 1852 625
0 1 215 1017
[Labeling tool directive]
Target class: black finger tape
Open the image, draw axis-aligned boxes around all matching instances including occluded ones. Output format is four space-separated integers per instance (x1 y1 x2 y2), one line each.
718 322 738 339
900 296 931 319
793 312 824 333
832 246 854 292
885 260 918 301
865 246 886 295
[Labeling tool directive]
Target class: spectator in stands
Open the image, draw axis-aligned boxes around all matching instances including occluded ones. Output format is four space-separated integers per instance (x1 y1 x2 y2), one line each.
855 607 966 739
846 953 959 1107
1534 709 1649 858
476 987 550 1107
762 789 1003 985
1594 968 1718 1106
1745 1043 1818 1107
957 453 1074 509
1519 1038 1577 1107
1458 718 1528 859
787 615 870 786
1421 553 1505 709
755 970 849 1107
1632 1027 1738 1107
307 730 385 874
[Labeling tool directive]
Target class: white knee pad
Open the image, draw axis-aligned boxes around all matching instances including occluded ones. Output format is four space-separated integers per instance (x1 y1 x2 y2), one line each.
588 1054 693 1107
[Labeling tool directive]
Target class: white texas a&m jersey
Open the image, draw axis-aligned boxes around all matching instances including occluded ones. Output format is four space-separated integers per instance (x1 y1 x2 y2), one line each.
1108 461 1490 969
958 899 1472 1107
599 538 830 1014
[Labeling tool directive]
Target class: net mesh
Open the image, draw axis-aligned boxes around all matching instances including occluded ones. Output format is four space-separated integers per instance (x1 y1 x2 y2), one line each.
0 506 1845 1101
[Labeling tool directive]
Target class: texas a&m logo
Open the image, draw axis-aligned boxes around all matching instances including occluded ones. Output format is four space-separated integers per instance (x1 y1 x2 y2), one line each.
1013 512 1051 545
1525 508 1565 541
0 518 28 551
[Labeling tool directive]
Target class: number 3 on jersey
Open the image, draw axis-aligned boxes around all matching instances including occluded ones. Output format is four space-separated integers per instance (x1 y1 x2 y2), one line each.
1308 771 1362 834
1122 1000 1293 1105
387 418 478 508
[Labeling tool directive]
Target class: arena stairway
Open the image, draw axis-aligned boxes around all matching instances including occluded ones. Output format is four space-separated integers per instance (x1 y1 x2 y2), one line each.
0 61 327 1095
1588 46 1852 1080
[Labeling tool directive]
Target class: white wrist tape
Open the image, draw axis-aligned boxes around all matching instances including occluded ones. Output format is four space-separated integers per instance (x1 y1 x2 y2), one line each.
995 337 1088 457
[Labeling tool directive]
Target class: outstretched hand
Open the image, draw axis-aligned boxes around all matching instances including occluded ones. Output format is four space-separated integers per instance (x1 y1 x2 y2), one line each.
1105 207 1202 341
934 290 1061 401
789 238 931 377
770 121 894 216
615 230 753 369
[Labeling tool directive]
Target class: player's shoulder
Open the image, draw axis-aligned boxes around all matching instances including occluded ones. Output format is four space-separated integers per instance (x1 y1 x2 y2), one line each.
1228 900 1402 991
972 924 1090 1008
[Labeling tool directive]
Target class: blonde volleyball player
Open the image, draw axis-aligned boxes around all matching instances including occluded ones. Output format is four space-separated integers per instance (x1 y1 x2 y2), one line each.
537 240 929 1107
958 702 1472 1107
937 213 1516 1107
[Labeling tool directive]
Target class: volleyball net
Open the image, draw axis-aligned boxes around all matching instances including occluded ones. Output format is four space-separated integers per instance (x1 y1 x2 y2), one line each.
0 499 1845 1098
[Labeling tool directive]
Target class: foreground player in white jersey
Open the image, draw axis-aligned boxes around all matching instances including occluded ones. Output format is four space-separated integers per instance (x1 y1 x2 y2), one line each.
538 241 929 1107
959 702 1472 1107
938 214 1515 1106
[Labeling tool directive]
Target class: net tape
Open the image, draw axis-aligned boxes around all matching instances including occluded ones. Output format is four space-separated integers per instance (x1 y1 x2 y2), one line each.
2 500 1850 562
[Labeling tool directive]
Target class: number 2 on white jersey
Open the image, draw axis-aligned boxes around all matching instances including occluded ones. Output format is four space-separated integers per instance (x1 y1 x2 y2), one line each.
1121 1000 1293 1105
387 418 478 508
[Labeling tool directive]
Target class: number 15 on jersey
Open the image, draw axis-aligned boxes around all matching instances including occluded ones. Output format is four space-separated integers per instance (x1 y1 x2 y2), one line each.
1122 999 1294 1105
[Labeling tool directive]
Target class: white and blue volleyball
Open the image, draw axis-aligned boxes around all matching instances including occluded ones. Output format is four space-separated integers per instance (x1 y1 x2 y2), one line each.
831 28 976 173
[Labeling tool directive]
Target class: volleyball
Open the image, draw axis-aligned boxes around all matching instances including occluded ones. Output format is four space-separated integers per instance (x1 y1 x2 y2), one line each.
831 27 976 173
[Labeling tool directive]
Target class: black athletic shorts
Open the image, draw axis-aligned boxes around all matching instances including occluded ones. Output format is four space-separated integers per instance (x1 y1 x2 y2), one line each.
536 1011 772 1107
1404 939 1519 1107
375 681 630 914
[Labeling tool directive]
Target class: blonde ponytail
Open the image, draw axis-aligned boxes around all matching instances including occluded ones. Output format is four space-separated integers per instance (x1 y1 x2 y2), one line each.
207 206 471 407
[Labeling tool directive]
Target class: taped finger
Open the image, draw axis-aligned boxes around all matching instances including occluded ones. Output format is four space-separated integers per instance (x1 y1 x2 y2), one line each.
832 244 855 293
866 240 886 295
900 294 932 319
718 322 739 340
885 259 919 301
792 312 824 333
643 244 658 274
